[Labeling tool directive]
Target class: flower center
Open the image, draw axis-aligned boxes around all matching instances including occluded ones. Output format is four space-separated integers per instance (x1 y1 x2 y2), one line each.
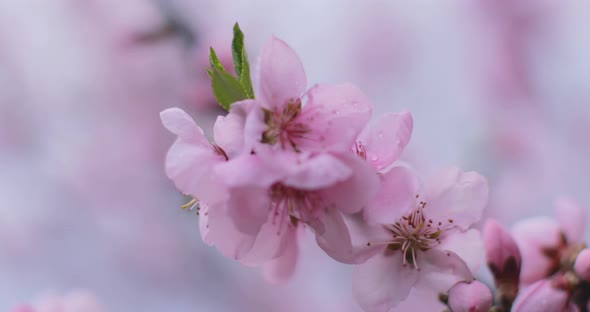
368 197 453 270
269 183 320 234
261 98 310 151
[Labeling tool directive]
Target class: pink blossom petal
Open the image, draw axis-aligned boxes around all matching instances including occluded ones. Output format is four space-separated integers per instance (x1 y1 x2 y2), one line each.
161 108 208 145
257 36 307 108
321 154 380 215
353 252 419 312
299 83 372 152
344 213 392 258
262 227 300 284
165 139 224 202
225 186 272 236
206 202 256 261
483 219 521 282
214 99 258 158
424 167 489 230
312 209 382 264
554 196 586 244
215 153 283 188
357 111 413 171
574 249 590 281
239 215 295 266
438 228 484 273
283 153 352 190
365 165 420 225
198 202 212 246
512 216 562 285
512 280 570 312
419 249 475 288
242 103 268 151
312 207 372 264
394 287 447 312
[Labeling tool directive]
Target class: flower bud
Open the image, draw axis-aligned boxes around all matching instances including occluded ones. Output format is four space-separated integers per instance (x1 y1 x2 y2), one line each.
483 219 521 309
483 219 521 281
512 280 570 312
574 248 590 281
447 280 493 312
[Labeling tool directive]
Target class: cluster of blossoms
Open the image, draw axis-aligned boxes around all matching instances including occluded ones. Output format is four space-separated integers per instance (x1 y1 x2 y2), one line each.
161 24 487 311
160 24 589 312
473 198 590 312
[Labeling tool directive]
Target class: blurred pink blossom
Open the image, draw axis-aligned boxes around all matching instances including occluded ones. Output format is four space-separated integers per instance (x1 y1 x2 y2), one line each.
512 279 575 312
512 197 586 285
447 280 493 312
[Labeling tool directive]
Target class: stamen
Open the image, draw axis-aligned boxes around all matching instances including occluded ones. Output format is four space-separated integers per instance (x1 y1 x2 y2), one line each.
261 98 311 151
181 197 201 215
212 144 229 160
268 183 320 233
375 197 451 270
354 141 367 160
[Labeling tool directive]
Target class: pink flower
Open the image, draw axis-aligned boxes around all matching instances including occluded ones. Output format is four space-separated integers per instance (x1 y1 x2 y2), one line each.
242 36 373 154
353 167 488 311
214 149 380 269
512 196 586 285
447 280 493 312
512 280 576 312
161 107 230 246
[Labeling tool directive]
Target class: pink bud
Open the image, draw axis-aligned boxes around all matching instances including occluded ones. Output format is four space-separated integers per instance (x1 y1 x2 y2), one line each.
512 280 571 312
448 281 493 312
575 248 590 281
483 219 521 282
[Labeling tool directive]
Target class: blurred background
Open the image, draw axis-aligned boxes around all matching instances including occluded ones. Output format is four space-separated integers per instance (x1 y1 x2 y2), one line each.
1 0 589 311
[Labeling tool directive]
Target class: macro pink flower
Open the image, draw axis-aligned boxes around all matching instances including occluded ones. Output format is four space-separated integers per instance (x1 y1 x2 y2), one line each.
160 33 388 282
242 36 373 154
353 167 488 312
512 196 586 285
447 280 493 312
214 148 380 268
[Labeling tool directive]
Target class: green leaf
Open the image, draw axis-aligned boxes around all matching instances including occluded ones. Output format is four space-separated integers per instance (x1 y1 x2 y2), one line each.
232 23 245 77
232 23 254 98
209 47 225 72
208 67 248 110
